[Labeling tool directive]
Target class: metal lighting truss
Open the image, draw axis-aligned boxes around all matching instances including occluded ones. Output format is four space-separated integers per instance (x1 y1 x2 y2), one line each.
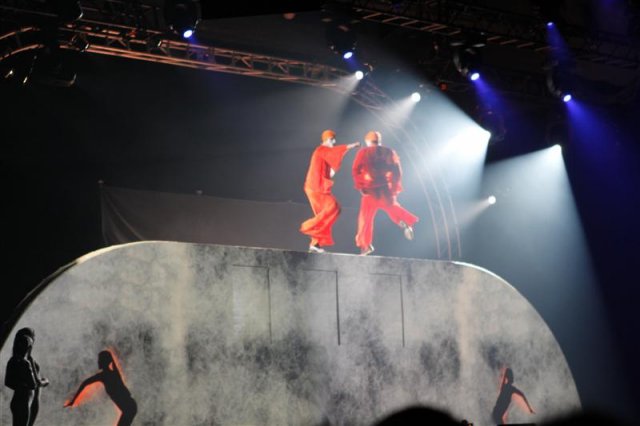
343 0 640 69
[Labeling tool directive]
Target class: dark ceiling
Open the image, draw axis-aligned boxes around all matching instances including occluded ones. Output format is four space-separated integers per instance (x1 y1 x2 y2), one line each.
2 1 640 105
192 0 640 104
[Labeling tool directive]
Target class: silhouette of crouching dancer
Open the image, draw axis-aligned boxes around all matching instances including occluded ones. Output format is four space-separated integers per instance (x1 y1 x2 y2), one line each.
65 350 137 426
491 367 535 425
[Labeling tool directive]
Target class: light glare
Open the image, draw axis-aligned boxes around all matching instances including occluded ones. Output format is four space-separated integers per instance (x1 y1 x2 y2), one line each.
411 92 421 103
355 70 364 80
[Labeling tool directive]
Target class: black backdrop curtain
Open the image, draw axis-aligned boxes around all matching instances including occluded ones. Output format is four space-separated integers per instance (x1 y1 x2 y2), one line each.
100 184 358 253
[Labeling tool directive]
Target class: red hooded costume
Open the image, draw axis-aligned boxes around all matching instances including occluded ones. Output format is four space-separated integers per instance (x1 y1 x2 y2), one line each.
352 131 418 250
300 130 350 247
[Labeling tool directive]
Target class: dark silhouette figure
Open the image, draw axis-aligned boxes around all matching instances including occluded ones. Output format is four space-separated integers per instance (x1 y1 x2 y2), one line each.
65 350 137 426
4 334 38 426
542 408 627 426
492 367 535 425
373 405 459 425
13 328 49 426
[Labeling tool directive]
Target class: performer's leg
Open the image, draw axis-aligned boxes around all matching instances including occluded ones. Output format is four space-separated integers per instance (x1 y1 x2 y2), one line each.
381 196 419 227
301 190 325 246
116 399 137 426
11 393 31 426
27 390 39 426
300 192 341 246
355 194 378 251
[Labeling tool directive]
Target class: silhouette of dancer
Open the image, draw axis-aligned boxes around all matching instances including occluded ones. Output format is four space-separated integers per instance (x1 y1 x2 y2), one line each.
13 328 49 426
65 350 137 426
4 334 38 426
491 367 535 425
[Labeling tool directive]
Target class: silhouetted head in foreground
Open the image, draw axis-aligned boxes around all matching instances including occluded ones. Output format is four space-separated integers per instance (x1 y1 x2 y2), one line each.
373 405 458 426
542 409 627 426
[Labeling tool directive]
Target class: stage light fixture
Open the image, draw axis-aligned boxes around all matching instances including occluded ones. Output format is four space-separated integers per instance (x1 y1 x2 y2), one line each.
411 92 421 103
146 34 163 50
70 34 89 52
436 80 448 91
535 0 568 31
164 0 200 39
546 60 576 102
31 48 77 87
453 46 483 80
49 0 83 22
355 70 364 80
476 107 506 143
487 195 497 205
325 21 357 59
551 144 562 154
545 118 570 148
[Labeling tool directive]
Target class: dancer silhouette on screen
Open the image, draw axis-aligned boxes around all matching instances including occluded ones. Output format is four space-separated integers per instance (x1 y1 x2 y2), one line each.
5 334 38 426
65 350 137 426
13 328 49 426
491 367 535 425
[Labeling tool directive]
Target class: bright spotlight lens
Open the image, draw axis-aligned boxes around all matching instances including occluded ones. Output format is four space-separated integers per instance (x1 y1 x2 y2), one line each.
355 70 364 80
488 195 497 205
562 94 572 102
470 72 480 81
547 21 554 27
552 144 562 154
183 29 193 38
343 51 353 59
411 92 421 103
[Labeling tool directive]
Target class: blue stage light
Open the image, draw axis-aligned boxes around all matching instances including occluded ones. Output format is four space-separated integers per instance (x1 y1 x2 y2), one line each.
470 72 480 81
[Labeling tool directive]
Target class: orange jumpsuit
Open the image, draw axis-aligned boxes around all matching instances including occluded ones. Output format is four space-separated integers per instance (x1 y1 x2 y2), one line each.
300 144 350 247
352 145 419 250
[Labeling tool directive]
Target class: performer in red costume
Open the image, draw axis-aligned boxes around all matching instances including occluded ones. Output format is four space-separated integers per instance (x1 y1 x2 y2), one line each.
352 130 418 255
300 129 360 253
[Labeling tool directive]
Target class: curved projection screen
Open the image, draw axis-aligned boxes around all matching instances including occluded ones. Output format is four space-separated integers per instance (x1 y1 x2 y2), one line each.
1 242 580 425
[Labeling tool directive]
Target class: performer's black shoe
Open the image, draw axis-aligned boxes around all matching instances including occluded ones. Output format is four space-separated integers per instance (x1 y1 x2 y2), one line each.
309 244 326 253
399 221 414 241
360 245 374 256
